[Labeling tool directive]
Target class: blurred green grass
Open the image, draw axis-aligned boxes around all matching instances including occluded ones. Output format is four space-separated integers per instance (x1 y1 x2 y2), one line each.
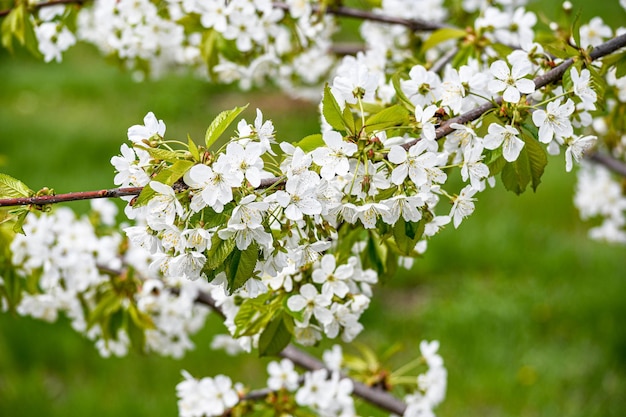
1 3 626 415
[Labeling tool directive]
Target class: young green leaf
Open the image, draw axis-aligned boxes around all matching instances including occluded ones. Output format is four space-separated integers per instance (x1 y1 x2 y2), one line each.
226 242 259 292
258 311 293 357
421 27 466 52
364 104 410 134
205 104 249 149
522 134 548 192
136 145 184 164
204 235 236 272
295 134 324 152
323 84 346 132
133 160 195 207
393 217 425 256
0 173 33 198
188 135 200 161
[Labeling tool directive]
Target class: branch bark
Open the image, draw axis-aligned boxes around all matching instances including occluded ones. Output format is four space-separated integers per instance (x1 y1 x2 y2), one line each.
587 152 626 177
272 2 445 31
0 187 142 207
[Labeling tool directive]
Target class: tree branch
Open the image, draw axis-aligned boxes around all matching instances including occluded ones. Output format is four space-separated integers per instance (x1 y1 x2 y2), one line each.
0 0 86 17
272 2 445 31
0 187 142 207
587 152 626 177
191 289 408 415
400 32 626 150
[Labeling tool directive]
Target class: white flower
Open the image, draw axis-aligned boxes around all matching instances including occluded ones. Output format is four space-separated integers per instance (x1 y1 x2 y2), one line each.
570 67 597 109
110 143 150 187
127 112 166 143
532 98 575 145
483 123 525 162
312 255 353 298
184 161 242 213
460 146 490 189
287 283 332 325
355 203 391 229
146 181 184 230
450 185 477 228
488 60 535 103
331 57 380 104
176 371 238 417
169 251 206 281
401 65 442 107
565 135 596 172
579 17 612 48
414 104 438 141
271 173 322 221
381 195 424 224
388 141 446 187
312 131 358 179
223 142 264 187
267 359 299 391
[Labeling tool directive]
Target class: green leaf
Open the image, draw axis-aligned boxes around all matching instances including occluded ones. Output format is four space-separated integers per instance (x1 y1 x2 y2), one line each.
128 302 155 329
205 104 249 149
522 133 548 192
1 5 25 53
488 155 506 176
393 217 425 256
451 45 474 67
322 84 346 132
0 173 32 198
200 29 219 77
204 235 236 272
391 72 414 109
295 134 324 152
133 160 194 207
365 104 410 134
258 311 293 357
226 242 259 293
188 135 200 161
501 135 548 195
12 209 29 235
490 43 514 58
87 291 122 330
136 145 183 164
362 231 389 277
421 27 466 52
571 10 582 48
342 104 355 135
126 310 147 353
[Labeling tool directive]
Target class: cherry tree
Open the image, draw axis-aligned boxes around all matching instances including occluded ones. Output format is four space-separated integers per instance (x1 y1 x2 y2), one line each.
1 0 626 415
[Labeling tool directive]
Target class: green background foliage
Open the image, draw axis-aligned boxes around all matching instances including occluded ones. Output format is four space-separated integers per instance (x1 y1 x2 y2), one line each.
1 1 626 415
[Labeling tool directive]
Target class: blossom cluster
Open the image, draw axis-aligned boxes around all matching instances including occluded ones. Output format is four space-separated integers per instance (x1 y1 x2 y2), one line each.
8 200 212 358
176 343 447 417
29 0 337 89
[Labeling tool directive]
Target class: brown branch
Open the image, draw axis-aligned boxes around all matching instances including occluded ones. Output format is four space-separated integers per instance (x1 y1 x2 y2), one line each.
192 289 408 415
587 152 626 177
0 0 86 17
0 187 142 207
401 32 626 150
272 2 445 31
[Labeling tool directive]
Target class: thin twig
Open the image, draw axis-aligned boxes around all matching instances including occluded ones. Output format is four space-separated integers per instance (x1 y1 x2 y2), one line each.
272 2 445 31
0 187 142 207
